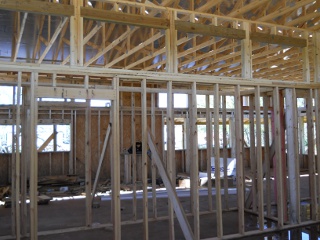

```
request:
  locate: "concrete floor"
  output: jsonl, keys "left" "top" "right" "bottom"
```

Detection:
{"left": 0, "top": 176, "right": 316, "bottom": 239}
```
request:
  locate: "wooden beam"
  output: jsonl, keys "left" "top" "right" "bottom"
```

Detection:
{"left": 228, "top": 0, "right": 269, "bottom": 18}
{"left": 250, "top": 32, "right": 307, "bottom": 48}
{"left": 166, "top": 10, "right": 178, "bottom": 73}
{"left": 84, "top": 28, "right": 136, "bottom": 67}
{"left": 37, "top": 132, "right": 55, "bottom": 152}
{"left": 257, "top": 0, "right": 316, "bottom": 22}
{"left": 195, "top": 0, "right": 224, "bottom": 12}
{"left": 105, "top": 31, "right": 164, "bottom": 68}
{"left": 175, "top": 20, "right": 245, "bottom": 39}
{"left": 91, "top": 123, "right": 111, "bottom": 202}
{"left": 36, "top": 87, "right": 116, "bottom": 100}
{"left": 147, "top": 132, "right": 194, "bottom": 240}
{"left": 242, "top": 22, "right": 252, "bottom": 79}
{"left": 12, "top": 13, "right": 28, "bottom": 62}
{"left": 70, "top": 0, "right": 83, "bottom": 66}
{"left": 37, "top": 17, "right": 68, "bottom": 64}
{"left": 81, "top": 7, "right": 169, "bottom": 29}
{"left": 0, "top": 0, "right": 73, "bottom": 16}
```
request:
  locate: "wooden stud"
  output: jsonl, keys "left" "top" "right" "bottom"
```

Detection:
{"left": 30, "top": 72, "right": 38, "bottom": 240}
{"left": 15, "top": 72, "right": 22, "bottom": 239}
{"left": 306, "top": 89, "right": 317, "bottom": 220}
{"left": 191, "top": 81, "right": 200, "bottom": 240}
{"left": 166, "top": 80, "right": 175, "bottom": 239}
{"left": 229, "top": 116, "right": 236, "bottom": 158}
{"left": 273, "top": 87, "right": 284, "bottom": 227}
{"left": 111, "top": 77, "right": 121, "bottom": 239}
{"left": 249, "top": 95, "right": 257, "bottom": 211}
{"left": 313, "top": 33, "right": 320, "bottom": 219}
{"left": 235, "top": 85, "right": 245, "bottom": 234}
{"left": 151, "top": 92, "right": 157, "bottom": 219}
{"left": 222, "top": 95, "right": 229, "bottom": 210}
{"left": 74, "top": 110, "right": 77, "bottom": 175}
{"left": 214, "top": 83, "right": 223, "bottom": 237}
{"left": 285, "top": 88, "right": 301, "bottom": 224}
{"left": 131, "top": 90, "right": 137, "bottom": 221}
{"left": 84, "top": 97, "right": 92, "bottom": 226}
{"left": 241, "top": 22, "right": 253, "bottom": 80}
{"left": 141, "top": 78, "right": 148, "bottom": 240}
{"left": 314, "top": 32, "right": 320, "bottom": 83}
{"left": 185, "top": 109, "right": 191, "bottom": 174}
{"left": 206, "top": 95, "right": 213, "bottom": 211}
{"left": 11, "top": 87, "right": 16, "bottom": 237}
{"left": 263, "top": 96, "right": 271, "bottom": 218}
{"left": 255, "top": 86, "right": 264, "bottom": 231}
{"left": 315, "top": 88, "right": 320, "bottom": 220}
{"left": 302, "top": 32, "right": 310, "bottom": 83}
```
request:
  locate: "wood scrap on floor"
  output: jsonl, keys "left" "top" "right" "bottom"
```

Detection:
{"left": 38, "top": 175, "right": 81, "bottom": 186}
{"left": 0, "top": 186, "right": 10, "bottom": 200}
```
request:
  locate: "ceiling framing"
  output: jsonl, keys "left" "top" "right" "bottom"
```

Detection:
{"left": 0, "top": 0, "right": 319, "bottom": 82}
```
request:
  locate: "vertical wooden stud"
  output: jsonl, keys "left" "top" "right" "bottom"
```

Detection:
{"left": 30, "top": 72, "right": 38, "bottom": 240}
{"left": 131, "top": 90, "right": 137, "bottom": 220}
{"left": 141, "top": 79, "right": 149, "bottom": 240}
{"left": 84, "top": 77, "right": 92, "bottom": 227}
{"left": 255, "top": 86, "right": 264, "bottom": 230}
{"left": 112, "top": 77, "right": 121, "bottom": 239}
{"left": 306, "top": 89, "right": 317, "bottom": 220}
{"left": 285, "top": 88, "right": 300, "bottom": 224}
{"left": 206, "top": 94, "right": 213, "bottom": 211}
{"left": 151, "top": 92, "right": 157, "bottom": 219}
{"left": 214, "top": 84, "right": 223, "bottom": 237}
{"left": 235, "top": 85, "right": 245, "bottom": 234}
{"left": 15, "top": 72, "right": 22, "bottom": 239}
{"left": 191, "top": 81, "right": 199, "bottom": 240}
{"left": 273, "top": 87, "right": 284, "bottom": 227}
{"left": 249, "top": 95, "right": 257, "bottom": 211}
{"left": 70, "top": 0, "right": 83, "bottom": 66}
{"left": 222, "top": 94, "right": 229, "bottom": 210}
{"left": 263, "top": 96, "right": 271, "bottom": 217}
{"left": 167, "top": 80, "right": 175, "bottom": 239}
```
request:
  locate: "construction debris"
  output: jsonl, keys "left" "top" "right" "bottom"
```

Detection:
{"left": 0, "top": 186, "right": 10, "bottom": 200}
